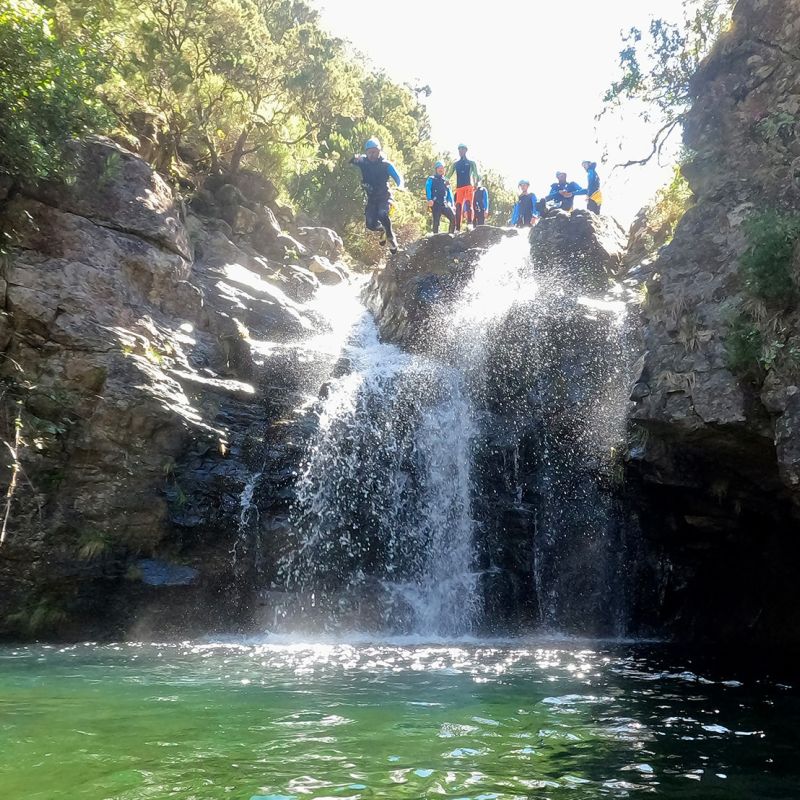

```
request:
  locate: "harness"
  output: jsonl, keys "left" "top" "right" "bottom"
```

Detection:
{"left": 358, "top": 158, "right": 392, "bottom": 199}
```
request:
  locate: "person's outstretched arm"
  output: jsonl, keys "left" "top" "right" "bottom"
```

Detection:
{"left": 471, "top": 161, "right": 480, "bottom": 185}
{"left": 387, "top": 162, "right": 404, "bottom": 189}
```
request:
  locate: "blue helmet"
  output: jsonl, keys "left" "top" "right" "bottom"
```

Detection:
{"left": 364, "top": 138, "right": 381, "bottom": 151}
{"left": 458, "top": 143, "right": 468, "bottom": 150}
{"left": 434, "top": 160, "right": 445, "bottom": 169}
{"left": 519, "top": 179, "right": 530, "bottom": 186}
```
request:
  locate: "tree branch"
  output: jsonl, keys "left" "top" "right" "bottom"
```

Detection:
{"left": 611, "top": 116, "right": 684, "bottom": 170}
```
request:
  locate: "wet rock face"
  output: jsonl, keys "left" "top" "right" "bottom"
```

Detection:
{"left": 530, "top": 210, "right": 628, "bottom": 293}
{"left": 0, "top": 138, "right": 349, "bottom": 639}
{"left": 625, "top": 0, "right": 800, "bottom": 643}
{"left": 366, "top": 222, "right": 633, "bottom": 636}
{"left": 364, "top": 226, "right": 516, "bottom": 349}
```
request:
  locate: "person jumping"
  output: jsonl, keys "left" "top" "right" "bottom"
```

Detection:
{"left": 446, "top": 144, "right": 479, "bottom": 231}
{"left": 349, "top": 137, "right": 404, "bottom": 253}
{"left": 425, "top": 161, "right": 456, "bottom": 234}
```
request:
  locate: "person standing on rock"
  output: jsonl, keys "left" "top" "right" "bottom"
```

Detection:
{"left": 473, "top": 182, "right": 490, "bottom": 226}
{"left": 537, "top": 171, "right": 584, "bottom": 217}
{"left": 510, "top": 180, "right": 538, "bottom": 227}
{"left": 350, "top": 138, "right": 404, "bottom": 253}
{"left": 575, "top": 160, "right": 602, "bottom": 214}
{"left": 446, "top": 144, "right": 480, "bottom": 231}
{"left": 425, "top": 161, "right": 456, "bottom": 234}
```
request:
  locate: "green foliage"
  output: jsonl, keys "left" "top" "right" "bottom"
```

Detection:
{"left": 739, "top": 211, "right": 800, "bottom": 305}
{"left": 645, "top": 166, "right": 693, "bottom": 245}
{"left": 2, "top": 0, "right": 500, "bottom": 256}
{"left": 725, "top": 315, "right": 763, "bottom": 377}
{"left": 77, "top": 528, "right": 112, "bottom": 560}
{"left": 480, "top": 168, "right": 516, "bottom": 226}
{"left": 601, "top": 0, "right": 733, "bottom": 165}
{"left": 0, "top": 0, "right": 111, "bottom": 183}
{"left": 6, "top": 593, "right": 69, "bottom": 634}
{"left": 756, "top": 111, "right": 797, "bottom": 145}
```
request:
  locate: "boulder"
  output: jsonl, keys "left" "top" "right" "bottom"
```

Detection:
{"left": 233, "top": 170, "right": 278, "bottom": 205}
{"left": 26, "top": 137, "right": 191, "bottom": 259}
{"left": 364, "top": 226, "right": 517, "bottom": 348}
{"left": 530, "top": 210, "right": 627, "bottom": 293}
{"left": 232, "top": 205, "right": 258, "bottom": 235}
{"left": 296, "top": 226, "right": 345, "bottom": 261}
{"left": 306, "top": 255, "right": 345, "bottom": 286}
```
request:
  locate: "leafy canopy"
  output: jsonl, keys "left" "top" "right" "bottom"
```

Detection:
{"left": 602, "top": 0, "right": 733, "bottom": 167}
{"left": 0, "top": 0, "right": 110, "bottom": 183}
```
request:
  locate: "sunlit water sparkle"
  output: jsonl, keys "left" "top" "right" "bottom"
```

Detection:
{"left": 1, "top": 640, "right": 797, "bottom": 799}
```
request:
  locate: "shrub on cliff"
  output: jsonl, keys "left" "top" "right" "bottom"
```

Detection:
{"left": 0, "top": 0, "right": 110, "bottom": 184}
{"left": 740, "top": 211, "right": 800, "bottom": 305}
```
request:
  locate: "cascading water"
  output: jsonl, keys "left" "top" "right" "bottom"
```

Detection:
{"left": 275, "top": 226, "right": 632, "bottom": 638}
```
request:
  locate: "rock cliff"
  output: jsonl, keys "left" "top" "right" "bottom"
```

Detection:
{"left": 625, "top": 0, "right": 800, "bottom": 643}
{"left": 0, "top": 137, "right": 350, "bottom": 638}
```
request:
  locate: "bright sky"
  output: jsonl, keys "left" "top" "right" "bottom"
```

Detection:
{"left": 312, "top": 0, "right": 687, "bottom": 227}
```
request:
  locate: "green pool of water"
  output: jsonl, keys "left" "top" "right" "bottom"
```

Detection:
{"left": 1, "top": 639, "right": 798, "bottom": 799}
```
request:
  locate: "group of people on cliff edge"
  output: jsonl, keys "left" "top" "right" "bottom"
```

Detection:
{"left": 511, "top": 163, "right": 602, "bottom": 227}
{"left": 349, "top": 139, "right": 602, "bottom": 253}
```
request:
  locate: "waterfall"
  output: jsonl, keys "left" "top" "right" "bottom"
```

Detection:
{"left": 275, "top": 229, "right": 632, "bottom": 638}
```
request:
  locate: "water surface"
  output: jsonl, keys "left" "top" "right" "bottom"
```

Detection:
{"left": 1, "top": 639, "right": 797, "bottom": 799}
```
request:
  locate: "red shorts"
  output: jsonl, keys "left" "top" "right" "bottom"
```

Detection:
{"left": 455, "top": 185, "right": 475, "bottom": 209}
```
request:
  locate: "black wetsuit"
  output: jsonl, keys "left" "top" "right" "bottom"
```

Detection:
{"left": 428, "top": 174, "right": 455, "bottom": 234}
{"left": 473, "top": 187, "right": 489, "bottom": 226}
{"left": 350, "top": 155, "right": 398, "bottom": 245}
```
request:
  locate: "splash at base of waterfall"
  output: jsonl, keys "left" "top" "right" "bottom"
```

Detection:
{"left": 273, "top": 229, "right": 632, "bottom": 639}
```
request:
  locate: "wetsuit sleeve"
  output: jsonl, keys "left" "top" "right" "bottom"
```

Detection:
{"left": 485, "top": 190, "right": 490, "bottom": 213}
{"left": 510, "top": 202, "right": 520, "bottom": 225}
{"left": 387, "top": 162, "right": 404, "bottom": 189}
{"left": 445, "top": 162, "right": 456, "bottom": 180}
{"left": 532, "top": 194, "right": 539, "bottom": 216}
{"left": 446, "top": 186, "right": 454, "bottom": 204}
{"left": 471, "top": 161, "right": 479, "bottom": 184}
{"left": 543, "top": 185, "right": 559, "bottom": 202}
{"left": 425, "top": 177, "right": 433, "bottom": 201}
{"left": 573, "top": 181, "right": 588, "bottom": 196}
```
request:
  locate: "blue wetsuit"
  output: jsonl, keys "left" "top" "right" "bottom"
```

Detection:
{"left": 425, "top": 174, "right": 455, "bottom": 234}
{"left": 541, "top": 180, "right": 583, "bottom": 212}
{"left": 473, "top": 187, "right": 490, "bottom": 225}
{"left": 575, "top": 164, "right": 602, "bottom": 213}
{"left": 510, "top": 193, "right": 538, "bottom": 226}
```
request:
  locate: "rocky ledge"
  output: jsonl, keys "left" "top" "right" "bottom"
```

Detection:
{"left": 0, "top": 137, "right": 350, "bottom": 639}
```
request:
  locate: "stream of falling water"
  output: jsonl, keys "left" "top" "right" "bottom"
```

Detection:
{"left": 281, "top": 234, "right": 535, "bottom": 636}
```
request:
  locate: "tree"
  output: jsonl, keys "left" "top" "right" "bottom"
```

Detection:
{"left": 601, "top": 0, "right": 733, "bottom": 168}
{"left": 0, "top": 0, "right": 110, "bottom": 184}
